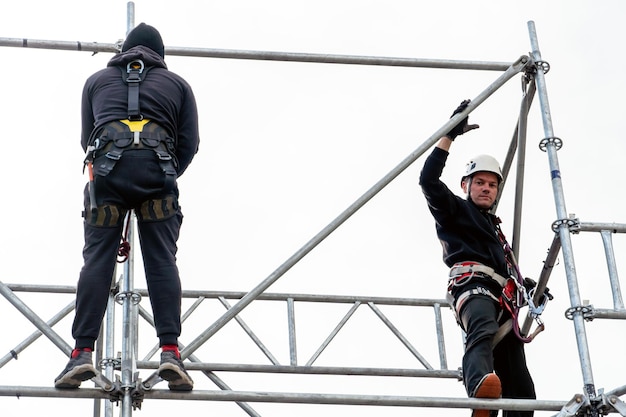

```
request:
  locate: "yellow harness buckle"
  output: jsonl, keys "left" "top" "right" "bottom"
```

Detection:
{"left": 120, "top": 119, "right": 150, "bottom": 145}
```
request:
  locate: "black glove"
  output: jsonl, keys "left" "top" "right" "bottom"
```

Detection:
{"left": 523, "top": 277, "right": 554, "bottom": 305}
{"left": 446, "top": 99, "right": 479, "bottom": 140}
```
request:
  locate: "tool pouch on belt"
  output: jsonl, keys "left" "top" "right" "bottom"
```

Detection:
{"left": 89, "top": 120, "right": 178, "bottom": 184}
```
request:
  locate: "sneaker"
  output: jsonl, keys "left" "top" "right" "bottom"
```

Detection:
{"left": 471, "top": 372, "right": 502, "bottom": 417}
{"left": 157, "top": 351, "right": 194, "bottom": 391}
{"left": 54, "top": 350, "right": 98, "bottom": 389}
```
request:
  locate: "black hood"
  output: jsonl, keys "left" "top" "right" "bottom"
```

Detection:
{"left": 108, "top": 45, "right": 167, "bottom": 70}
{"left": 122, "top": 23, "right": 165, "bottom": 58}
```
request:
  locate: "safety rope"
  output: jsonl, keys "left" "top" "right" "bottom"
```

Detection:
{"left": 493, "top": 216, "right": 547, "bottom": 343}
{"left": 117, "top": 212, "right": 132, "bottom": 263}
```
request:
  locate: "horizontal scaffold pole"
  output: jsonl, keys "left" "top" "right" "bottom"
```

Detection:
{"left": 136, "top": 361, "right": 461, "bottom": 378}
{"left": 5, "top": 283, "right": 449, "bottom": 306}
{"left": 0, "top": 37, "right": 512, "bottom": 70}
{"left": 0, "top": 385, "right": 568, "bottom": 412}
{"left": 577, "top": 222, "right": 626, "bottom": 234}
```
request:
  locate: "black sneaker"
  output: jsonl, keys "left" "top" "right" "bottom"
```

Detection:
{"left": 54, "top": 350, "right": 98, "bottom": 389}
{"left": 157, "top": 351, "right": 194, "bottom": 391}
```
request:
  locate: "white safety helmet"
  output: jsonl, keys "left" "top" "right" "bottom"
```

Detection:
{"left": 461, "top": 154, "right": 503, "bottom": 186}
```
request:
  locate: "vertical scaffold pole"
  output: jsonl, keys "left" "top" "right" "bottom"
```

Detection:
{"left": 120, "top": 7, "right": 137, "bottom": 416}
{"left": 527, "top": 21, "right": 597, "bottom": 400}
{"left": 103, "top": 275, "right": 117, "bottom": 417}
{"left": 120, "top": 213, "right": 137, "bottom": 416}
{"left": 599, "top": 230, "right": 625, "bottom": 310}
{"left": 511, "top": 80, "right": 535, "bottom": 258}
{"left": 126, "top": 2, "right": 135, "bottom": 36}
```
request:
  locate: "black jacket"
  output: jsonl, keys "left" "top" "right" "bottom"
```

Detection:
{"left": 81, "top": 46, "right": 199, "bottom": 177}
{"left": 419, "top": 147, "right": 508, "bottom": 296}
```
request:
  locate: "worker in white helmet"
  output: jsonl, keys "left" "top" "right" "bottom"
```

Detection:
{"left": 419, "top": 100, "right": 535, "bottom": 417}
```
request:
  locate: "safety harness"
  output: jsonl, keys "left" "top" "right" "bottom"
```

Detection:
{"left": 84, "top": 59, "right": 177, "bottom": 202}
{"left": 82, "top": 59, "right": 180, "bottom": 261}
{"left": 448, "top": 261, "right": 508, "bottom": 312}
{"left": 448, "top": 217, "right": 549, "bottom": 345}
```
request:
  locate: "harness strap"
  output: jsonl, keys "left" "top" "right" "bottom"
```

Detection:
{"left": 448, "top": 261, "right": 546, "bottom": 346}
{"left": 492, "top": 319, "right": 513, "bottom": 347}
{"left": 449, "top": 261, "right": 508, "bottom": 288}
{"left": 126, "top": 60, "right": 145, "bottom": 121}
{"left": 89, "top": 120, "right": 177, "bottom": 190}
{"left": 453, "top": 288, "right": 534, "bottom": 349}
{"left": 454, "top": 287, "right": 500, "bottom": 319}
{"left": 99, "top": 130, "right": 169, "bottom": 143}
{"left": 448, "top": 261, "right": 521, "bottom": 348}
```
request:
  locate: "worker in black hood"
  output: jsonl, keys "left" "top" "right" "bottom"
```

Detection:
{"left": 55, "top": 23, "right": 199, "bottom": 392}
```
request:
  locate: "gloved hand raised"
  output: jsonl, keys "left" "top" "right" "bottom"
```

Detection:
{"left": 446, "top": 99, "right": 479, "bottom": 140}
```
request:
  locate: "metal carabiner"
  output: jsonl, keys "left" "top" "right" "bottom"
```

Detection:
{"left": 126, "top": 59, "right": 145, "bottom": 74}
{"left": 526, "top": 287, "right": 549, "bottom": 318}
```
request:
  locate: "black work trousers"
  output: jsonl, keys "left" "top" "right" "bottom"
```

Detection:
{"left": 460, "top": 293, "right": 536, "bottom": 417}
{"left": 72, "top": 149, "right": 182, "bottom": 349}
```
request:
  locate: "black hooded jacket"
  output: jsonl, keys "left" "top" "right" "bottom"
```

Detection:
{"left": 419, "top": 147, "right": 508, "bottom": 296}
{"left": 81, "top": 45, "right": 199, "bottom": 177}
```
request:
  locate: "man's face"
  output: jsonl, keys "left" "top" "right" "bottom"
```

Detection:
{"left": 462, "top": 171, "right": 499, "bottom": 209}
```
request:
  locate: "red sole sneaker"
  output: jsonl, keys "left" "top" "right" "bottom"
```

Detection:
{"left": 471, "top": 373, "right": 502, "bottom": 417}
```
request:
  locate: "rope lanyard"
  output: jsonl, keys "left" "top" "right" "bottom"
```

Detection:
{"left": 117, "top": 212, "right": 132, "bottom": 263}
{"left": 493, "top": 216, "right": 547, "bottom": 343}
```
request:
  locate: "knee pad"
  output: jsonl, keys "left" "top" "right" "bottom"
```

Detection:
{"left": 136, "top": 195, "right": 179, "bottom": 223}
{"left": 84, "top": 204, "right": 128, "bottom": 227}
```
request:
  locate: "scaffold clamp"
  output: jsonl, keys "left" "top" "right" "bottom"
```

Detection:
{"left": 553, "top": 394, "right": 588, "bottom": 417}
{"left": 539, "top": 136, "right": 563, "bottom": 152}
{"left": 139, "top": 370, "right": 160, "bottom": 391}
{"left": 90, "top": 372, "right": 125, "bottom": 404}
{"left": 115, "top": 290, "right": 142, "bottom": 305}
{"left": 99, "top": 356, "right": 122, "bottom": 371}
{"left": 114, "top": 38, "right": 123, "bottom": 53}
{"left": 552, "top": 217, "right": 580, "bottom": 234}
{"left": 565, "top": 304, "right": 595, "bottom": 321}
{"left": 603, "top": 394, "right": 626, "bottom": 416}
{"left": 536, "top": 60, "right": 550, "bottom": 74}
{"left": 131, "top": 377, "right": 146, "bottom": 410}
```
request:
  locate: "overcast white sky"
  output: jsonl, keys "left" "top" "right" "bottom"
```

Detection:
{"left": 1, "top": 1, "right": 626, "bottom": 416}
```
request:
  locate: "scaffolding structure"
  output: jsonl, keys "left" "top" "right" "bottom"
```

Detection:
{"left": 1, "top": 3, "right": 625, "bottom": 416}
